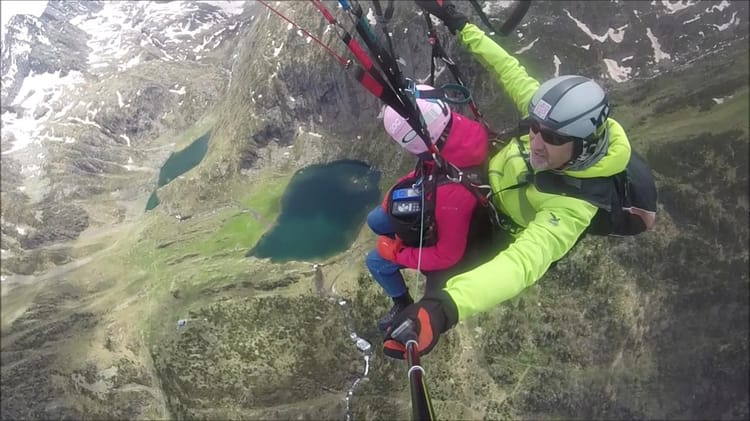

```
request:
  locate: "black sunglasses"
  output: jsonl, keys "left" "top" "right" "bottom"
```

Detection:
{"left": 529, "top": 121, "right": 578, "bottom": 146}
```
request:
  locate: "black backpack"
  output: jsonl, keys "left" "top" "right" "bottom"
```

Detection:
{"left": 533, "top": 150, "right": 657, "bottom": 236}
{"left": 586, "top": 151, "right": 657, "bottom": 236}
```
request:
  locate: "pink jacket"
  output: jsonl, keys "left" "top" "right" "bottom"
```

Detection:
{"left": 391, "top": 112, "right": 488, "bottom": 270}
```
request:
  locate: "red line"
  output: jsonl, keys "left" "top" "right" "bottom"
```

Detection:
{"left": 257, "top": 0, "right": 349, "bottom": 66}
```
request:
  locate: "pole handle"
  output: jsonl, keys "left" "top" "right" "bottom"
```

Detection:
{"left": 391, "top": 319, "right": 418, "bottom": 344}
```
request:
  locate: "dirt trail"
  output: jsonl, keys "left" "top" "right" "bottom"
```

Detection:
{"left": 1, "top": 216, "right": 137, "bottom": 288}
{"left": 2, "top": 256, "right": 95, "bottom": 287}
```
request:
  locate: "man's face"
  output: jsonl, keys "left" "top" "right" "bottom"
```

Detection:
{"left": 528, "top": 126, "right": 575, "bottom": 171}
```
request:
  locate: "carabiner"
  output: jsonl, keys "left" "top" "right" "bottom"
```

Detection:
{"left": 439, "top": 83, "right": 472, "bottom": 105}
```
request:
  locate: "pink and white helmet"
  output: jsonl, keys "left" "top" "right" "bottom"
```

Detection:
{"left": 382, "top": 85, "right": 451, "bottom": 156}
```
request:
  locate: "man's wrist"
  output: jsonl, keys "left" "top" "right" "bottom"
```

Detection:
{"left": 447, "top": 18, "right": 468, "bottom": 35}
{"left": 424, "top": 290, "right": 458, "bottom": 331}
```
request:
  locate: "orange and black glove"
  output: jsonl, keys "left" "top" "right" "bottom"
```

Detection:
{"left": 415, "top": 0, "right": 469, "bottom": 34}
{"left": 382, "top": 295, "right": 458, "bottom": 359}
{"left": 376, "top": 235, "right": 403, "bottom": 263}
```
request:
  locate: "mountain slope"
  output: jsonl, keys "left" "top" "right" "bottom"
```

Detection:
{"left": 1, "top": 0, "right": 252, "bottom": 275}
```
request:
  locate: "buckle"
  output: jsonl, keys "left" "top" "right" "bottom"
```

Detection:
{"left": 405, "top": 78, "right": 417, "bottom": 97}
{"left": 445, "top": 163, "right": 463, "bottom": 183}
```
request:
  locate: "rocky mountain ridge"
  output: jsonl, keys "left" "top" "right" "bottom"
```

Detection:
{"left": 1, "top": 0, "right": 256, "bottom": 275}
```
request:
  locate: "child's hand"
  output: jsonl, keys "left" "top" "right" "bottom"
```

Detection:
{"left": 376, "top": 235, "right": 403, "bottom": 262}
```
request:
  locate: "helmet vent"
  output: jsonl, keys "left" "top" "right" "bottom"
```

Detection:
{"left": 539, "top": 76, "right": 589, "bottom": 114}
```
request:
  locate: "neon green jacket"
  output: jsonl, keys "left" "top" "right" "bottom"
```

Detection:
{"left": 441, "top": 24, "right": 632, "bottom": 322}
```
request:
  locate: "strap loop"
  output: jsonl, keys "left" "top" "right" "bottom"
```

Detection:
{"left": 407, "top": 82, "right": 472, "bottom": 105}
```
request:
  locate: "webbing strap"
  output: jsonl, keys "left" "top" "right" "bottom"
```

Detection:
{"left": 439, "top": 163, "right": 504, "bottom": 229}
{"left": 371, "top": 0, "right": 397, "bottom": 59}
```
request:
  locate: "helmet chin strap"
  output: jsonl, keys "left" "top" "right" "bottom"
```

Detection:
{"left": 565, "top": 138, "right": 585, "bottom": 167}
{"left": 416, "top": 151, "right": 433, "bottom": 161}
{"left": 416, "top": 116, "right": 452, "bottom": 163}
{"left": 565, "top": 125, "right": 610, "bottom": 172}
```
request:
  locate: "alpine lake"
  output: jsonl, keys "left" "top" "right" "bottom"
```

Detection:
{"left": 147, "top": 134, "right": 381, "bottom": 260}
{"left": 146, "top": 131, "right": 211, "bottom": 211}
{"left": 248, "top": 159, "right": 381, "bottom": 261}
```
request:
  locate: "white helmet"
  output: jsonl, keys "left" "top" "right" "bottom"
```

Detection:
{"left": 528, "top": 75, "right": 610, "bottom": 140}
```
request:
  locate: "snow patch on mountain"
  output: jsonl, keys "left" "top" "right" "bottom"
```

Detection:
{"left": 169, "top": 85, "right": 186, "bottom": 95}
{"left": 67, "top": 116, "right": 101, "bottom": 130}
{"left": 646, "top": 27, "right": 672, "bottom": 63}
{"left": 706, "top": 0, "right": 730, "bottom": 13}
{"left": 193, "top": 26, "right": 235, "bottom": 54}
{"left": 565, "top": 10, "right": 628, "bottom": 43}
{"left": 481, "top": 1, "right": 515, "bottom": 15}
{"left": 2, "top": 70, "right": 84, "bottom": 155}
{"left": 553, "top": 55, "right": 562, "bottom": 77}
{"left": 660, "top": 0, "right": 697, "bottom": 14}
{"left": 713, "top": 12, "right": 740, "bottom": 31}
{"left": 603, "top": 59, "right": 632, "bottom": 83}
{"left": 683, "top": 14, "right": 702, "bottom": 24}
{"left": 0, "top": 1, "right": 47, "bottom": 38}
{"left": 69, "top": 1, "right": 247, "bottom": 71}
{"left": 198, "top": 0, "right": 247, "bottom": 15}
{"left": 2, "top": 0, "right": 250, "bottom": 160}
{"left": 515, "top": 37, "right": 540, "bottom": 54}
{"left": 1, "top": 16, "right": 44, "bottom": 98}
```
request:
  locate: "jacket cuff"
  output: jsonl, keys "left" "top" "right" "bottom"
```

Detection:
{"left": 426, "top": 289, "right": 459, "bottom": 332}
{"left": 449, "top": 19, "right": 469, "bottom": 35}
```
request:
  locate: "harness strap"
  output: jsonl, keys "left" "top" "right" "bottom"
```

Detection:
{"left": 441, "top": 163, "right": 505, "bottom": 230}
{"left": 372, "top": 0, "right": 397, "bottom": 59}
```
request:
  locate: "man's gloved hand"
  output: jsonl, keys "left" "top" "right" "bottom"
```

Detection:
{"left": 382, "top": 298, "right": 447, "bottom": 359}
{"left": 414, "top": 0, "right": 469, "bottom": 34}
{"left": 376, "top": 235, "right": 403, "bottom": 262}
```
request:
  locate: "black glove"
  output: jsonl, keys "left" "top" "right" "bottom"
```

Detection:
{"left": 382, "top": 295, "right": 457, "bottom": 359}
{"left": 414, "top": 0, "right": 469, "bottom": 34}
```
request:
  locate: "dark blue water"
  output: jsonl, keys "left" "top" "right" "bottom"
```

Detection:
{"left": 248, "top": 160, "right": 381, "bottom": 261}
{"left": 145, "top": 131, "right": 210, "bottom": 211}
{"left": 145, "top": 191, "right": 160, "bottom": 211}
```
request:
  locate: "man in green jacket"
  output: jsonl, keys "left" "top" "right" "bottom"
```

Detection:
{"left": 383, "top": 0, "right": 632, "bottom": 358}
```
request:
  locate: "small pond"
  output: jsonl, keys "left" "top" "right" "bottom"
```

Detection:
{"left": 248, "top": 160, "right": 381, "bottom": 261}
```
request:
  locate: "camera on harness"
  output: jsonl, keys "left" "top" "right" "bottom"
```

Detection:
{"left": 391, "top": 187, "right": 422, "bottom": 217}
